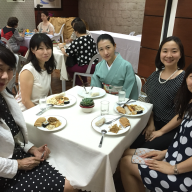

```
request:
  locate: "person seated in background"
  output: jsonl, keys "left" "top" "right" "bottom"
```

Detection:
{"left": 34, "top": 11, "right": 55, "bottom": 35}
{"left": 120, "top": 63, "right": 192, "bottom": 192}
{"left": 1, "top": 17, "right": 28, "bottom": 56}
{"left": 128, "top": 36, "right": 185, "bottom": 151}
{"left": 0, "top": 45, "right": 78, "bottom": 192}
{"left": 59, "top": 21, "right": 98, "bottom": 86}
{"left": 65, "top": 17, "right": 92, "bottom": 44}
{"left": 91, "top": 34, "right": 138, "bottom": 100}
{"left": 15, "top": 33, "right": 56, "bottom": 111}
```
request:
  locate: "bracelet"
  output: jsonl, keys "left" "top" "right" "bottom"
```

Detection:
{"left": 174, "top": 164, "right": 179, "bottom": 175}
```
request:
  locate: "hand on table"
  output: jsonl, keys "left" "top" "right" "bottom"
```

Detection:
{"left": 59, "top": 44, "right": 64, "bottom": 49}
{"left": 148, "top": 130, "right": 164, "bottom": 141}
{"left": 28, "top": 145, "right": 51, "bottom": 160}
{"left": 34, "top": 29, "right": 37, "bottom": 33}
{"left": 17, "top": 157, "right": 43, "bottom": 170}
{"left": 140, "top": 150, "right": 166, "bottom": 161}
{"left": 65, "top": 39, "right": 70, "bottom": 43}
{"left": 142, "top": 124, "right": 155, "bottom": 141}
{"left": 145, "top": 159, "right": 174, "bottom": 175}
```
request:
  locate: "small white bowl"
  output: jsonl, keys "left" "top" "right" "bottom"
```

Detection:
{"left": 80, "top": 105, "right": 94, "bottom": 113}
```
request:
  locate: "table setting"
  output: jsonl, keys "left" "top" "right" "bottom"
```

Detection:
{"left": 23, "top": 86, "right": 153, "bottom": 192}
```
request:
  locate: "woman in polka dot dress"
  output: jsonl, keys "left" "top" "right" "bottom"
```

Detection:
{"left": 0, "top": 46, "right": 78, "bottom": 192}
{"left": 120, "top": 63, "right": 192, "bottom": 192}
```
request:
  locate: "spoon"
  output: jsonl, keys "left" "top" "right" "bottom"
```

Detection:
{"left": 99, "top": 130, "right": 107, "bottom": 148}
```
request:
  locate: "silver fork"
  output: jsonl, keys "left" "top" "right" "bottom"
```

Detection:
{"left": 104, "top": 115, "right": 125, "bottom": 125}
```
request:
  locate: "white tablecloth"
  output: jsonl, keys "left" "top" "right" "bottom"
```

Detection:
{"left": 19, "top": 34, "right": 53, "bottom": 48}
{"left": 23, "top": 86, "right": 153, "bottom": 192}
{"left": 90, "top": 31, "right": 141, "bottom": 73}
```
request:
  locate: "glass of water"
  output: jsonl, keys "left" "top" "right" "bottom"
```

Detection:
{"left": 118, "top": 91, "right": 126, "bottom": 102}
{"left": 39, "top": 96, "right": 47, "bottom": 110}
{"left": 101, "top": 101, "right": 109, "bottom": 116}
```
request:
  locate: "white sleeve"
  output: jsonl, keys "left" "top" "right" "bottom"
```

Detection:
{"left": 0, "top": 157, "right": 18, "bottom": 178}
{"left": 23, "top": 141, "right": 34, "bottom": 153}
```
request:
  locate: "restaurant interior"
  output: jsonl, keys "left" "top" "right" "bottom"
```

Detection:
{"left": 0, "top": 0, "right": 192, "bottom": 192}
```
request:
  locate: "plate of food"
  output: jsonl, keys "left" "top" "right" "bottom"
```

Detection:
{"left": 114, "top": 101, "right": 147, "bottom": 117}
{"left": 78, "top": 87, "right": 106, "bottom": 99}
{"left": 46, "top": 92, "right": 76, "bottom": 108}
{"left": 91, "top": 115, "right": 131, "bottom": 135}
{"left": 34, "top": 115, "right": 66, "bottom": 132}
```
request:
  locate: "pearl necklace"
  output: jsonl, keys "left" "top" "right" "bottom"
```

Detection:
{"left": 159, "top": 69, "right": 179, "bottom": 84}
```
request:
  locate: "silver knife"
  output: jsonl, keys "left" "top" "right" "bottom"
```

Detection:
{"left": 36, "top": 104, "right": 53, "bottom": 116}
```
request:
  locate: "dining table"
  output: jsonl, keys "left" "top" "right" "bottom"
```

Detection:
{"left": 90, "top": 30, "right": 141, "bottom": 73}
{"left": 18, "top": 34, "right": 53, "bottom": 48}
{"left": 22, "top": 86, "right": 153, "bottom": 192}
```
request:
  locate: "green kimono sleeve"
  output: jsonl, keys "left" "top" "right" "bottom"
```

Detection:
{"left": 123, "top": 64, "right": 138, "bottom": 100}
{"left": 91, "top": 64, "right": 102, "bottom": 88}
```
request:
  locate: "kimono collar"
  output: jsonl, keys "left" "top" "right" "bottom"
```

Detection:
{"left": 105, "top": 52, "right": 119, "bottom": 71}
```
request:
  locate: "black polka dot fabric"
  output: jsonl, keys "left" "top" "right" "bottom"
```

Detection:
{"left": 0, "top": 94, "right": 65, "bottom": 192}
{"left": 138, "top": 104, "right": 192, "bottom": 191}
{"left": 0, "top": 93, "right": 20, "bottom": 138}
{"left": 143, "top": 71, "right": 185, "bottom": 123}
{"left": 66, "top": 35, "right": 98, "bottom": 66}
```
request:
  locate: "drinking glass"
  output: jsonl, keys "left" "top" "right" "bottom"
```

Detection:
{"left": 100, "top": 101, "right": 109, "bottom": 116}
{"left": 39, "top": 96, "right": 47, "bottom": 110}
{"left": 118, "top": 91, "right": 126, "bottom": 102}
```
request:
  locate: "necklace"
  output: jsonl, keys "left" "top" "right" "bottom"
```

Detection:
{"left": 159, "top": 69, "right": 179, "bottom": 84}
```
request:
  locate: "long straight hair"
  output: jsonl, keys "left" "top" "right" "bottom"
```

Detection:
{"left": 175, "top": 63, "right": 192, "bottom": 119}
{"left": 27, "top": 33, "right": 56, "bottom": 74}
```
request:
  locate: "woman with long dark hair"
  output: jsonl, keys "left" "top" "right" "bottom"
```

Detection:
{"left": 120, "top": 63, "right": 192, "bottom": 192}
{"left": 15, "top": 33, "right": 56, "bottom": 111}
{"left": 0, "top": 45, "right": 77, "bottom": 192}
{"left": 34, "top": 11, "right": 55, "bottom": 35}
{"left": 129, "top": 36, "right": 185, "bottom": 150}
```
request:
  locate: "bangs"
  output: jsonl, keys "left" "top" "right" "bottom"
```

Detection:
{"left": 0, "top": 45, "right": 16, "bottom": 68}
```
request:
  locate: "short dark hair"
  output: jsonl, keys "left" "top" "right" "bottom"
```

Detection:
{"left": 71, "top": 17, "right": 82, "bottom": 27}
{"left": 155, "top": 36, "right": 185, "bottom": 70}
{"left": 41, "top": 11, "right": 50, "bottom": 21}
{"left": 73, "top": 21, "right": 86, "bottom": 34}
{"left": 175, "top": 63, "right": 192, "bottom": 119}
{"left": 0, "top": 45, "right": 16, "bottom": 69}
{"left": 27, "top": 33, "right": 56, "bottom": 74}
{"left": 96, "top": 34, "right": 115, "bottom": 49}
{"left": 7, "top": 17, "right": 18, "bottom": 28}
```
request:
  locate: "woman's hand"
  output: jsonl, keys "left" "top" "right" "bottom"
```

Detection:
{"left": 28, "top": 145, "right": 51, "bottom": 160}
{"left": 149, "top": 130, "right": 164, "bottom": 141}
{"left": 65, "top": 39, "right": 70, "bottom": 43}
{"left": 34, "top": 29, "right": 37, "bottom": 33}
{"left": 59, "top": 44, "right": 64, "bottom": 49}
{"left": 140, "top": 150, "right": 166, "bottom": 161}
{"left": 17, "top": 157, "right": 43, "bottom": 171}
{"left": 142, "top": 124, "right": 155, "bottom": 141}
{"left": 145, "top": 159, "right": 174, "bottom": 175}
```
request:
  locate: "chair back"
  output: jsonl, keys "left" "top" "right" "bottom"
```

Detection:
{"left": 129, "top": 31, "right": 135, "bottom": 36}
{"left": 1, "top": 37, "right": 13, "bottom": 52}
{"left": 86, "top": 53, "right": 102, "bottom": 74}
{"left": 135, "top": 74, "right": 142, "bottom": 96}
{"left": 52, "top": 24, "right": 65, "bottom": 43}
{"left": 58, "top": 24, "right": 65, "bottom": 35}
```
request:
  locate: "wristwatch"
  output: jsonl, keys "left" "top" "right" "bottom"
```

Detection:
{"left": 174, "top": 164, "right": 179, "bottom": 175}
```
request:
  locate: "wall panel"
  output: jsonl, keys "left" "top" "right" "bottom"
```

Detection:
{"left": 176, "top": 0, "right": 192, "bottom": 18}
{"left": 138, "top": 48, "right": 157, "bottom": 78}
{"left": 141, "top": 16, "right": 163, "bottom": 50}
{"left": 145, "top": 0, "right": 166, "bottom": 16}
{"left": 173, "top": 18, "right": 192, "bottom": 57}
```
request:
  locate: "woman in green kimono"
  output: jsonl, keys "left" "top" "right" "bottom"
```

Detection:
{"left": 91, "top": 34, "right": 138, "bottom": 100}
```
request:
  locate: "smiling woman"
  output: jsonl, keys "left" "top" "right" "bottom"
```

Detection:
{"left": 91, "top": 34, "right": 138, "bottom": 100}
{"left": 15, "top": 33, "right": 56, "bottom": 111}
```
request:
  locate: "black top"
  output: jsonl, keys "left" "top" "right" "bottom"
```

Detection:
{"left": 66, "top": 35, "right": 98, "bottom": 66}
{"left": 143, "top": 70, "right": 185, "bottom": 123}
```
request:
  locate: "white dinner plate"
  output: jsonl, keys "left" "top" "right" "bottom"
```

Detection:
{"left": 78, "top": 87, "right": 106, "bottom": 99}
{"left": 114, "top": 101, "right": 148, "bottom": 117}
{"left": 46, "top": 94, "right": 76, "bottom": 108}
{"left": 36, "top": 115, "right": 66, "bottom": 132}
{"left": 91, "top": 115, "right": 131, "bottom": 135}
